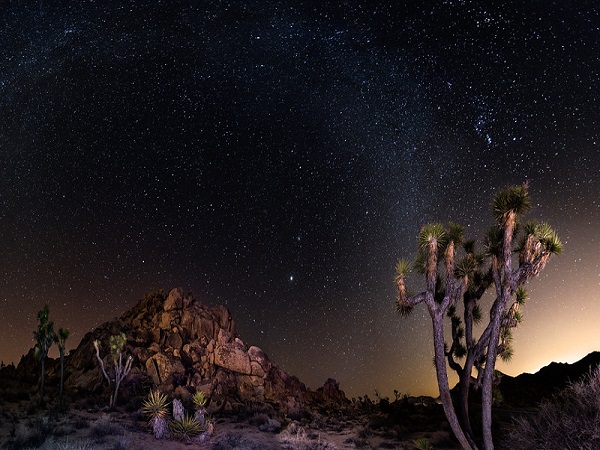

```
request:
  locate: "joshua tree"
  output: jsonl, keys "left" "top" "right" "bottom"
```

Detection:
{"left": 93, "top": 332, "right": 133, "bottom": 408}
{"left": 395, "top": 184, "right": 561, "bottom": 450}
{"left": 33, "top": 305, "right": 56, "bottom": 403}
{"left": 56, "top": 327, "right": 70, "bottom": 409}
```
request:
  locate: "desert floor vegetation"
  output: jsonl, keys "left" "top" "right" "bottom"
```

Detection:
{"left": 0, "top": 386, "right": 467, "bottom": 450}
{"left": 502, "top": 365, "right": 600, "bottom": 450}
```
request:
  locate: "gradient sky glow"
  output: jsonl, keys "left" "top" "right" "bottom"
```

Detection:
{"left": 1, "top": 1, "right": 598, "bottom": 398}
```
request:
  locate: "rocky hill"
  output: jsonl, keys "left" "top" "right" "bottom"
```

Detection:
{"left": 7, "top": 288, "right": 348, "bottom": 413}
{"left": 499, "top": 351, "right": 600, "bottom": 407}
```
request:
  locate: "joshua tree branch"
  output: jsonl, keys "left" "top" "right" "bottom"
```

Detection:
{"left": 93, "top": 340, "right": 111, "bottom": 386}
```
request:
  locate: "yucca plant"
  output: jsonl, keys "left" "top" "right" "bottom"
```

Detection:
{"left": 169, "top": 414, "right": 205, "bottom": 442}
{"left": 142, "top": 390, "right": 170, "bottom": 439}
{"left": 192, "top": 391, "right": 207, "bottom": 408}
{"left": 204, "top": 413, "right": 215, "bottom": 435}
{"left": 413, "top": 437, "right": 435, "bottom": 450}
{"left": 192, "top": 391, "right": 208, "bottom": 426}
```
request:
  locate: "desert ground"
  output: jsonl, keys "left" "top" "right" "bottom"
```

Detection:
{"left": 0, "top": 390, "right": 459, "bottom": 450}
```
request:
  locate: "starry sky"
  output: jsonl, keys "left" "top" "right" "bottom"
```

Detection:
{"left": 1, "top": 1, "right": 598, "bottom": 398}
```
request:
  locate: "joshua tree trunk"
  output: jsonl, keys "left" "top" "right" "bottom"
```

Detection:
{"left": 457, "top": 363, "right": 476, "bottom": 446}
{"left": 40, "top": 357, "right": 46, "bottom": 400}
{"left": 432, "top": 314, "right": 476, "bottom": 450}
{"left": 59, "top": 348, "right": 65, "bottom": 404}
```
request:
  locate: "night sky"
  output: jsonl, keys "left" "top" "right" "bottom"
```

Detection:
{"left": 1, "top": 1, "right": 598, "bottom": 398}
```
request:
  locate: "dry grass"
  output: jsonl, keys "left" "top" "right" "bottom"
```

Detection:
{"left": 504, "top": 365, "right": 600, "bottom": 450}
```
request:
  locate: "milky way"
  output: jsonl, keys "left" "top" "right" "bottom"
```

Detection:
{"left": 1, "top": 1, "right": 598, "bottom": 397}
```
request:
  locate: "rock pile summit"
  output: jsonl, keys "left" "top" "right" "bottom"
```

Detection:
{"left": 58, "top": 288, "right": 347, "bottom": 412}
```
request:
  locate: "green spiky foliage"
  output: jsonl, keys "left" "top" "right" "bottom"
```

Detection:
{"left": 484, "top": 225, "right": 504, "bottom": 257}
{"left": 413, "top": 437, "right": 435, "bottom": 450}
{"left": 395, "top": 259, "right": 411, "bottom": 279}
{"left": 515, "top": 287, "right": 528, "bottom": 305}
{"left": 418, "top": 222, "right": 446, "bottom": 249}
{"left": 143, "top": 390, "right": 170, "bottom": 420}
{"left": 109, "top": 333, "right": 127, "bottom": 361}
{"left": 463, "top": 239, "right": 476, "bottom": 254}
{"left": 536, "top": 222, "right": 563, "bottom": 254}
{"left": 447, "top": 222, "right": 465, "bottom": 246}
{"left": 33, "top": 305, "right": 56, "bottom": 402}
{"left": 192, "top": 391, "right": 207, "bottom": 408}
{"left": 394, "top": 184, "right": 562, "bottom": 450}
{"left": 492, "top": 184, "right": 531, "bottom": 223}
{"left": 499, "top": 327, "right": 514, "bottom": 363}
{"left": 169, "top": 414, "right": 205, "bottom": 441}
{"left": 143, "top": 390, "right": 171, "bottom": 439}
{"left": 455, "top": 254, "right": 478, "bottom": 278}
{"left": 192, "top": 391, "right": 209, "bottom": 426}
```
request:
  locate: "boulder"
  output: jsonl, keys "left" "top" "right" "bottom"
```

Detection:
{"left": 146, "top": 352, "right": 186, "bottom": 386}
{"left": 26, "top": 288, "right": 348, "bottom": 412}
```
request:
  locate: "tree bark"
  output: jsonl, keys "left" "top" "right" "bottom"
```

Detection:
{"left": 432, "top": 314, "right": 476, "bottom": 450}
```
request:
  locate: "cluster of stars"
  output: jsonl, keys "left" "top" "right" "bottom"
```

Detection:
{"left": 0, "top": 1, "right": 597, "bottom": 397}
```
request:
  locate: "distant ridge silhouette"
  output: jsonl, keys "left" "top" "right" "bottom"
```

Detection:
{"left": 498, "top": 351, "right": 600, "bottom": 407}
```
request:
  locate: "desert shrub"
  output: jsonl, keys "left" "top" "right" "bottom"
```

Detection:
{"left": 89, "top": 414, "right": 124, "bottom": 441}
{"left": 109, "top": 433, "right": 132, "bottom": 450}
{"left": 212, "top": 431, "right": 276, "bottom": 450}
{"left": 248, "top": 412, "right": 270, "bottom": 427}
{"left": 344, "top": 436, "right": 370, "bottom": 448}
{"left": 73, "top": 416, "right": 90, "bottom": 429}
{"left": 279, "top": 423, "right": 338, "bottom": 450}
{"left": 504, "top": 365, "right": 600, "bottom": 449}
{"left": 5, "top": 417, "right": 53, "bottom": 450}
{"left": 33, "top": 437, "right": 96, "bottom": 450}
{"left": 259, "top": 417, "right": 282, "bottom": 433}
{"left": 169, "top": 414, "right": 205, "bottom": 441}
{"left": 413, "top": 437, "right": 435, "bottom": 450}
{"left": 53, "top": 423, "right": 76, "bottom": 437}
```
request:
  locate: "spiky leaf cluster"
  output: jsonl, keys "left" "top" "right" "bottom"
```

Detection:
{"left": 142, "top": 390, "right": 170, "bottom": 420}
{"left": 515, "top": 287, "right": 528, "bottom": 305}
{"left": 455, "top": 254, "right": 478, "bottom": 278}
{"left": 34, "top": 305, "right": 56, "bottom": 357}
{"left": 492, "top": 184, "right": 531, "bottom": 223}
{"left": 418, "top": 223, "right": 446, "bottom": 249}
{"left": 192, "top": 391, "right": 208, "bottom": 408}
{"left": 447, "top": 222, "right": 465, "bottom": 247}
{"left": 535, "top": 222, "right": 563, "bottom": 254}
{"left": 169, "top": 415, "right": 205, "bottom": 441}
{"left": 395, "top": 259, "right": 411, "bottom": 279}
{"left": 109, "top": 333, "right": 127, "bottom": 361}
{"left": 484, "top": 225, "right": 504, "bottom": 257}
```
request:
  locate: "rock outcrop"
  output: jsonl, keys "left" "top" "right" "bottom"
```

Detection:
{"left": 59, "top": 288, "right": 334, "bottom": 412}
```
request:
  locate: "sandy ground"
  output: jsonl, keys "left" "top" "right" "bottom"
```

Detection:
{"left": 0, "top": 397, "right": 458, "bottom": 450}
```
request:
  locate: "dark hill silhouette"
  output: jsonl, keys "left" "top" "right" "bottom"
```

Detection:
{"left": 498, "top": 351, "right": 600, "bottom": 407}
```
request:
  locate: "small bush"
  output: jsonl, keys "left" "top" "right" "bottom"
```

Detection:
{"left": 279, "top": 423, "right": 338, "bottom": 450}
{"left": 89, "top": 414, "right": 124, "bottom": 441}
{"left": 169, "top": 414, "right": 205, "bottom": 441}
{"left": 504, "top": 365, "right": 600, "bottom": 449}
{"left": 212, "top": 432, "right": 275, "bottom": 450}
{"left": 414, "top": 437, "right": 435, "bottom": 450}
{"left": 248, "top": 412, "right": 270, "bottom": 427}
{"left": 37, "top": 438, "right": 95, "bottom": 450}
{"left": 6, "top": 418, "right": 52, "bottom": 450}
